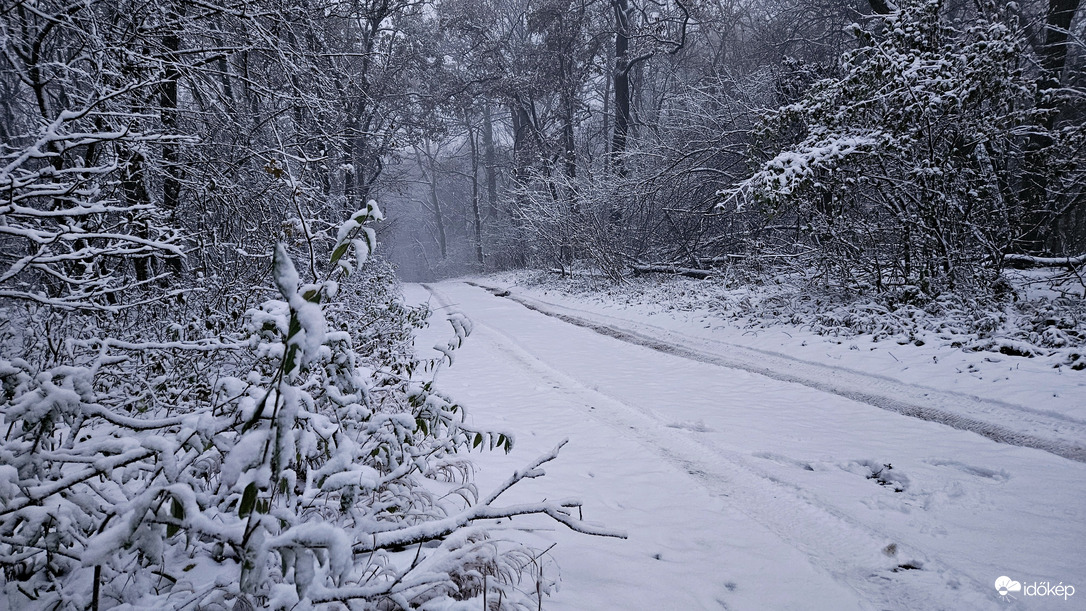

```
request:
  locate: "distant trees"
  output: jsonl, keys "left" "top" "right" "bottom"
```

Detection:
{"left": 389, "top": 0, "right": 1082, "bottom": 293}
{"left": 395, "top": 0, "right": 702, "bottom": 279}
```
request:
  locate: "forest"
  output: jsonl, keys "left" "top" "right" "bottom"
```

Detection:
{"left": 0, "top": 0, "right": 1082, "bottom": 607}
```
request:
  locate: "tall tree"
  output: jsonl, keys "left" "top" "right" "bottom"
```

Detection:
{"left": 608, "top": 0, "right": 689, "bottom": 177}
{"left": 1020, "top": 0, "right": 1083, "bottom": 252}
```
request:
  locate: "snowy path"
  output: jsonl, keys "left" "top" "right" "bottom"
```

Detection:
{"left": 404, "top": 281, "right": 1085, "bottom": 610}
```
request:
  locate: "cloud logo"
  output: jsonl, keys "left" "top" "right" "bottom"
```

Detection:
{"left": 995, "top": 576, "right": 1022, "bottom": 600}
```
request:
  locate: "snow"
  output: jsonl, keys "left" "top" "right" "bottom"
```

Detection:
{"left": 403, "top": 279, "right": 1085, "bottom": 610}
{"left": 722, "top": 134, "right": 880, "bottom": 207}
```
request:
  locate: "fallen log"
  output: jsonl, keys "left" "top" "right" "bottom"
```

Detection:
{"left": 631, "top": 264, "right": 713, "bottom": 279}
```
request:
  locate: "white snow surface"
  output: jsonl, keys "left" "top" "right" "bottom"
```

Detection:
{"left": 403, "top": 279, "right": 1085, "bottom": 611}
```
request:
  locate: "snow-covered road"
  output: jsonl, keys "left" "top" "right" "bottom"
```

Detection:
{"left": 404, "top": 281, "right": 1085, "bottom": 611}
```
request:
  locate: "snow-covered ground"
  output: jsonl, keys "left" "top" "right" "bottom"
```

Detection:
{"left": 403, "top": 279, "right": 1085, "bottom": 610}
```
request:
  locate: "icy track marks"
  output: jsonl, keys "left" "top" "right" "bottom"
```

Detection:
{"left": 422, "top": 283, "right": 996, "bottom": 610}
{"left": 466, "top": 281, "right": 1086, "bottom": 463}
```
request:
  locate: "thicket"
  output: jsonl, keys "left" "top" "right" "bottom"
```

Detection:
{"left": 727, "top": 0, "right": 1085, "bottom": 295}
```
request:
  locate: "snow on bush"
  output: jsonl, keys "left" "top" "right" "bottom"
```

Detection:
{"left": 0, "top": 204, "right": 622, "bottom": 610}
{"left": 722, "top": 0, "right": 1083, "bottom": 291}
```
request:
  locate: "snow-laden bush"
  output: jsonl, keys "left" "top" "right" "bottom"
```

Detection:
{"left": 725, "top": 0, "right": 1083, "bottom": 291}
{"left": 0, "top": 203, "right": 622, "bottom": 610}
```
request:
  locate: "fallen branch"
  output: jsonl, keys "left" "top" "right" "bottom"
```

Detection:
{"left": 631, "top": 264, "right": 713, "bottom": 279}
{"left": 1003, "top": 253, "right": 1086, "bottom": 268}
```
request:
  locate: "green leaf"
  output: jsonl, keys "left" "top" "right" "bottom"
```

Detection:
{"left": 282, "top": 347, "right": 298, "bottom": 378}
{"left": 286, "top": 314, "right": 302, "bottom": 339}
{"left": 330, "top": 242, "right": 350, "bottom": 265}
{"left": 239, "top": 482, "right": 258, "bottom": 518}
{"left": 472, "top": 433, "right": 483, "bottom": 449}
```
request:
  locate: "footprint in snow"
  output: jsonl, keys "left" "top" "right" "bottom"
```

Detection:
{"left": 752, "top": 451, "right": 816, "bottom": 471}
{"left": 924, "top": 459, "right": 1010, "bottom": 482}
{"left": 666, "top": 420, "right": 714, "bottom": 432}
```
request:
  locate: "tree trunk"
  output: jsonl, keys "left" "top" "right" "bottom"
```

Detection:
{"left": 482, "top": 101, "right": 498, "bottom": 219}
{"left": 158, "top": 1, "right": 184, "bottom": 276}
{"left": 511, "top": 100, "right": 532, "bottom": 189}
{"left": 602, "top": 44, "right": 612, "bottom": 167}
{"left": 610, "top": 0, "right": 631, "bottom": 178}
{"left": 466, "top": 110, "right": 485, "bottom": 265}
{"left": 426, "top": 147, "right": 447, "bottom": 260}
{"left": 1019, "top": 0, "right": 1081, "bottom": 253}
{"left": 561, "top": 87, "right": 578, "bottom": 211}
